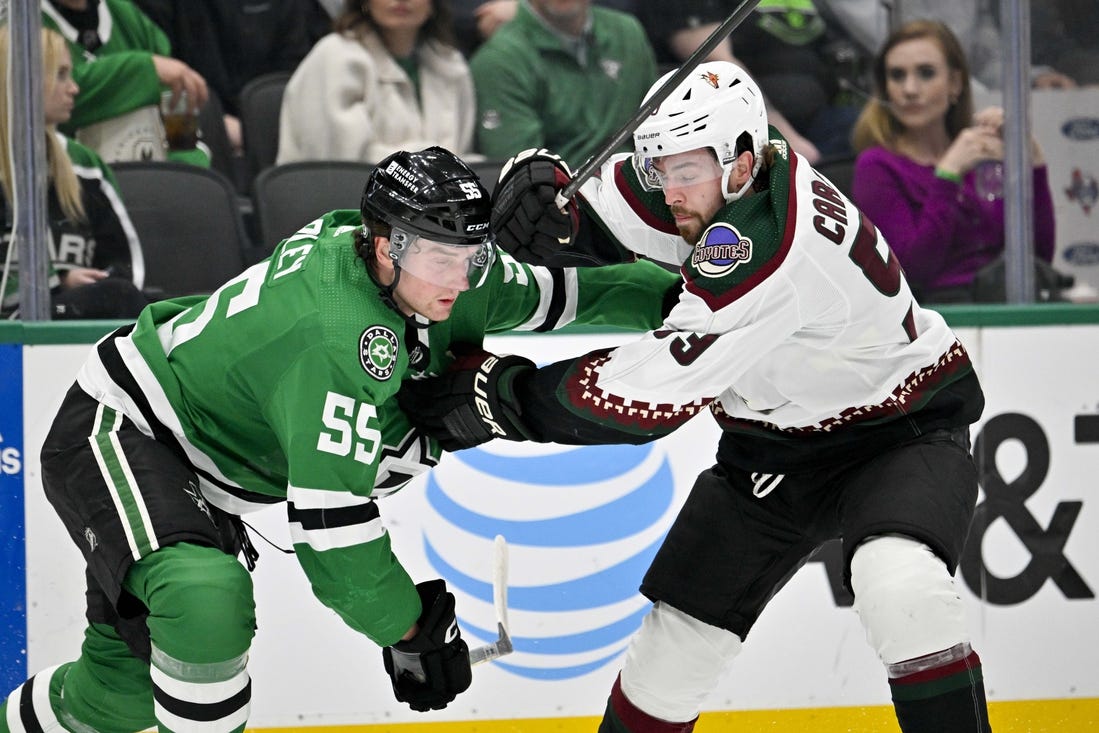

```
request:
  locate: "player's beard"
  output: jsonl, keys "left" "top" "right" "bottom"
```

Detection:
{"left": 671, "top": 207, "right": 705, "bottom": 246}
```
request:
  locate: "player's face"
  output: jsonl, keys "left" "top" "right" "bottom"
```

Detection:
{"left": 655, "top": 149, "right": 726, "bottom": 246}
{"left": 883, "top": 37, "right": 961, "bottom": 134}
{"left": 385, "top": 239, "right": 481, "bottom": 321}
{"left": 43, "top": 46, "right": 78, "bottom": 126}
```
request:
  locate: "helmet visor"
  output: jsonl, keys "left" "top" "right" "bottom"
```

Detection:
{"left": 632, "top": 147, "right": 725, "bottom": 193}
{"left": 390, "top": 226, "right": 495, "bottom": 290}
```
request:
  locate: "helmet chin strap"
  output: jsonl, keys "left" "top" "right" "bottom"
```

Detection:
{"left": 722, "top": 150, "right": 763, "bottom": 203}
{"left": 363, "top": 262, "right": 433, "bottom": 371}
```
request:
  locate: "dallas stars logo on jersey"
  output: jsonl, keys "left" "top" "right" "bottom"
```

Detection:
{"left": 360, "top": 326, "right": 400, "bottom": 380}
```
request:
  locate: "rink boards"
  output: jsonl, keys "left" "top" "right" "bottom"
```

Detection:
{"left": 1, "top": 308, "right": 1098, "bottom": 731}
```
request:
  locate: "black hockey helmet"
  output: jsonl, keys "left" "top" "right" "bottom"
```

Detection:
{"left": 360, "top": 146, "right": 493, "bottom": 246}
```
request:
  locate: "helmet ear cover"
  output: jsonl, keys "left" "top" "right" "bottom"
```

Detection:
{"left": 632, "top": 61, "right": 769, "bottom": 203}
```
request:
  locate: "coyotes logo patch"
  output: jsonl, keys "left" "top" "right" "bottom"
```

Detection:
{"left": 691, "top": 223, "right": 752, "bottom": 278}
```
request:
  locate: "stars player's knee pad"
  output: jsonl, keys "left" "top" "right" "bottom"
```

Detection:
{"left": 850, "top": 534, "right": 968, "bottom": 666}
{"left": 619, "top": 601, "right": 742, "bottom": 723}
{"left": 125, "top": 543, "right": 257, "bottom": 731}
{"left": 126, "top": 542, "right": 257, "bottom": 662}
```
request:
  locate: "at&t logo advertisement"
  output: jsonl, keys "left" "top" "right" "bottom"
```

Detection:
{"left": 0, "top": 342, "right": 26, "bottom": 689}
{"left": 421, "top": 440, "right": 682, "bottom": 680}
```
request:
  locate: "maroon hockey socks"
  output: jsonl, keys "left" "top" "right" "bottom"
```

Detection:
{"left": 597, "top": 675, "right": 698, "bottom": 733}
{"left": 888, "top": 645, "right": 992, "bottom": 732}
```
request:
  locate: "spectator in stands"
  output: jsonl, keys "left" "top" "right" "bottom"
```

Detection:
{"left": 277, "top": 0, "right": 475, "bottom": 165}
{"left": 822, "top": 0, "right": 1080, "bottom": 92}
{"left": 1031, "top": 0, "right": 1099, "bottom": 88}
{"left": 40, "top": 0, "right": 210, "bottom": 167}
{"left": 133, "top": 0, "right": 327, "bottom": 156}
{"left": 632, "top": 0, "right": 866, "bottom": 164}
{"left": 0, "top": 26, "right": 147, "bottom": 320}
{"left": 469, "top": 0, "right": 656, "bottom": 167}
{"left": 850, "top": 19, "right": 1056, "bottom": 303}
{"left": 726, "top": 0, "right": 863, "bottom": 160}
{"left": 450, "top": 0, "right": 635, "bottom": 58}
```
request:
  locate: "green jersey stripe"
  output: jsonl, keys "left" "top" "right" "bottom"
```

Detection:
{"left": 90, "top": 404, "right": 158, "bottom": 559}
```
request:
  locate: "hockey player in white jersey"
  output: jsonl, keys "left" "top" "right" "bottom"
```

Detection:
{"left": 398, "top": 62, "right": 992, "bottom": 732}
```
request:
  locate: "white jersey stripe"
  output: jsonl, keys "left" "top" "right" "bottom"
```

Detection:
{"left": 512, "top": 266, "right": 579, "bottom": 331}
{"left": 29, "top": 665, "right": 63, "bottom": 733}
{"left": 2, "top": 665, "right": 63, "bottom": 733}
{"left": 287, "top": 484, "right": 375, "bottom": 510}
{"left": 196, "top": 484, "right": 277, "bottom": 515}
{"left": 150, "top": 663, "right": 250, "bottom": 704}
{"left": 289, "top": 517, "right": 386, "bottom": 552}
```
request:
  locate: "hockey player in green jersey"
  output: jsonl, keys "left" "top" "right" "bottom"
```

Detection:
{"left": 1, "top": 146, "right": 679, "bottom": 732}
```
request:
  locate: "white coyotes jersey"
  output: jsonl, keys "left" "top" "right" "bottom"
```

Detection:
{"left": 572, "top": 142, "right": 977, "bottom": 436}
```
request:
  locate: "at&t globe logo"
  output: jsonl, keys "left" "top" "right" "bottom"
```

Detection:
{"left": 422, "top": 441, "right": 678, "bottom": 680}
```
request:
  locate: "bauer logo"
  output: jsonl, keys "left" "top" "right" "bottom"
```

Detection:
{"left": 422, "top": 441, "right": 679, "bottom": 680}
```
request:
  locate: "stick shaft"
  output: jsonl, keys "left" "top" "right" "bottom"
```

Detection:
{"left": 492, "top": 534, "right": 509, "bottom": 632}
{"left": 556, "top": 0, "right": 763, "bottom": 205}
{"left": 468, "top": 535, "right": 512, "bottom": 666}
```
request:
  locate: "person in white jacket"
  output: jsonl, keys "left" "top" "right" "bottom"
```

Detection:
{"left": 277, "top": 0, "right": 477, "bottom": 165}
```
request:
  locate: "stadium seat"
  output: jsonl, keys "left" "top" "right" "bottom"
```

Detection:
{"left": 112, "top": 162, "right": 251, "bottom": 299}
{"left": 239, "top": 71, "right": 292, "bottom": 185}
{"left": 252, "top": 160, "right": 376, "bottom": 253}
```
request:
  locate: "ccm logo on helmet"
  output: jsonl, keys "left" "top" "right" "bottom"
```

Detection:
{"left": 467, "top": 222, "right": 490, "bottom": 231}
{"left": 474, "top": 357, "right": 509, "bottom": 437}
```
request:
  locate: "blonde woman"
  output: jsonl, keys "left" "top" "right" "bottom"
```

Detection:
{"left": 850, "top": 19, "right": 1055, "bottom": 303}
{"left": 1, "top": 26, "right": 146, "bottom": 318}
{"left": 277, "top": 0, "right": 476, "bottom": 164}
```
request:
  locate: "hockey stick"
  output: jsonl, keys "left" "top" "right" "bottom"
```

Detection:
{"left": 468, "top": 534, "right": 513, "bottom": 665}
{"left": 555, "top": 0, "right": 763, "bottom": 209}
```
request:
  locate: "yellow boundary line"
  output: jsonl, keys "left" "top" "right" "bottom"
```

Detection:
{"left": 251, "top": 698, "right": 1099, "bottom": 733}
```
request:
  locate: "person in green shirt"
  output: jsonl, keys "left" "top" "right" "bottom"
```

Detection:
{"left": 0, "top": 146, "right": 679, "bottom": 732}
{"left": 470, "top": 0, "right": 657, "bottom": 168}
{"left": 41, "top": 0, "right": 211, "bottom": 166}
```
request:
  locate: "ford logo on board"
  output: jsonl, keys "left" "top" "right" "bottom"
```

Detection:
{"left": 1063, "top": 242, "right": 1099, "bottom": 266}
{"left": 1061, "top": 117, "right": 1099, "bottom": 141}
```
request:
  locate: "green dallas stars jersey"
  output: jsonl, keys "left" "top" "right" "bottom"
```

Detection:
{"left": 73, "top": 209, "right": 677, "bottom": 645}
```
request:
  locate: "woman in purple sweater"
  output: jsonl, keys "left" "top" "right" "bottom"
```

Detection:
{"left": 850, "top": 19, "right": 1055, "bottom": 303}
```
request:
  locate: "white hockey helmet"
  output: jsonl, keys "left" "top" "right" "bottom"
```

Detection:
{"left": 632, "top": 61, "right": 768, "bottom": 203}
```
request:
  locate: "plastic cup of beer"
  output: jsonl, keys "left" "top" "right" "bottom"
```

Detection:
{"left": 159, "top": 89, "right": 199, "bottom": 151}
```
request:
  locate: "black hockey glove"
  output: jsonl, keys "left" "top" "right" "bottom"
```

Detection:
{"left": 491, "top": 148, "right": 581, "bottom": 265}
{"left": 397, "top": 343, "right": 537, "bottom": 451}
{"left": 382, "top": 579, "right": 472, "bottom": 712}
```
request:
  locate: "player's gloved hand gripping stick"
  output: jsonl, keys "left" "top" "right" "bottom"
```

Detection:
{"left": 489, "top": 0, "right": 762, "bottom": 267}
{"left": 382, "top": 579, "right": 472, "bottom": 711}
{"left": 382, "top": 538, "right": 513, "bottom": 711}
